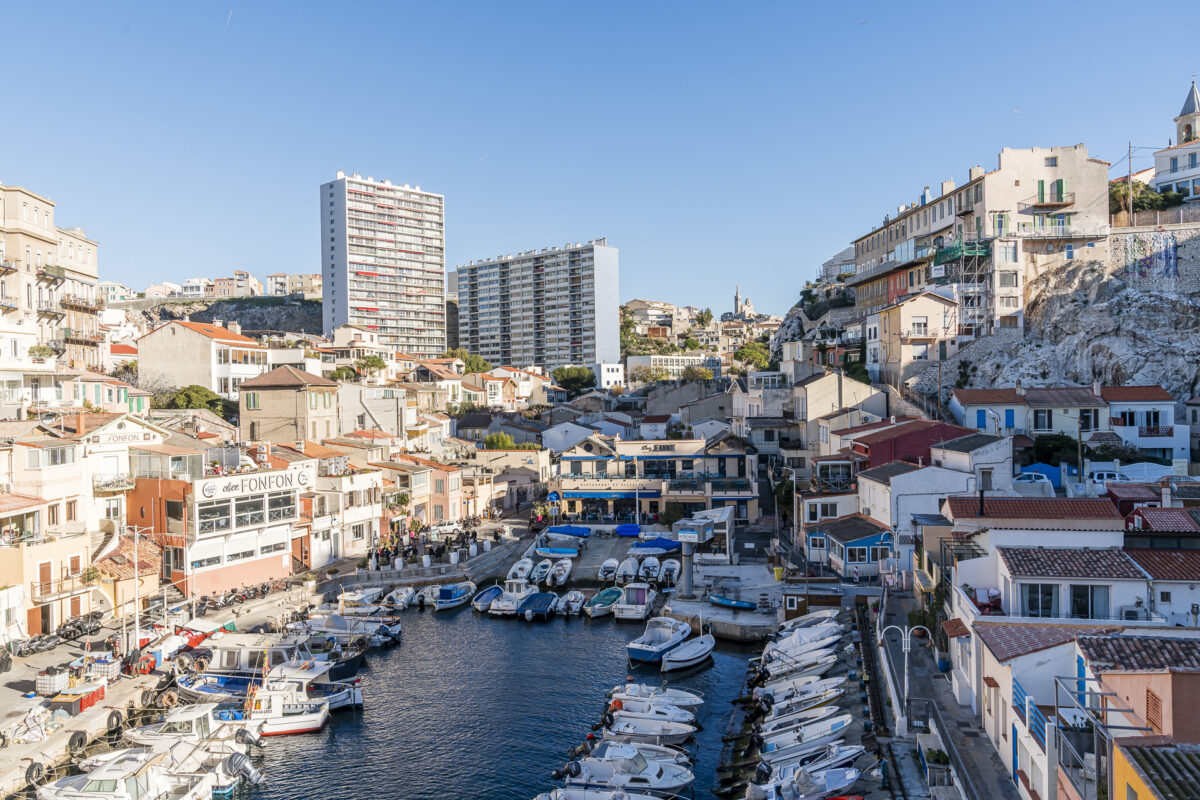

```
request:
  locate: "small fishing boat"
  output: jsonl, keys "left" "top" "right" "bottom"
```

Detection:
{"left": 661, "top": 632, "right": 715, "bottom": 672}
{"left": 774, "top": 608, "right": 842, "bottom": 635}
{"left": 569, "top": 736, "right": 692, "bottom": 766}
{"left": 549, "top": 558, "right": 573, "bottom": 587}
{"left": 630, "top": 536, "right": 682, "bottom": 556}
{"left": 754, "top": 649, "right": 839, "bottom": 685}
{"left": 765, "top": 622, "right": 844, "bottom": 654}
{"left": 638, "top": 556, "right": 661, "bottom": 582}
{"left": 531, "top": 558, "right": 553, "bottom": 584}
{"left": 584, "top": 587, "right": 623, "bottom": 618}
{"left": 340, "top": 586, "right": 385, "bottom": 606}
{"left": 756, "top": 714, "right": 855, "bottom": 759}
{"left": 521, "top": 592, "right": 558, "bottom": 622}
{"left": 38, "top": 746, "right": 221, "bottom": 800}
{"left": 708, "top": 593, "right": 757, "bottom": 611}
{"left": 558, "top": 590, "right": 586, "bottom": 615}
{"left": 751, "top": 765, "right": 861, "bottom": 800}
{"left": 434, "top": 581, "right": 476, "bottom": 612}
{"left": 754, "top": 743, "right": 866, "bottom": 782}
{"left": 597, "top": 558, "right": 620, "bottom": 582}
{"left": 489, "top": 579, "right": 536, "bottom": 616}
{"left": 175, "top": 662, "right": 363, "bottom": 710}
{"left": 77, "top": 741, "right": 263, "bottom": 798}
{"left": 508, "top": 557, "right": 534, "bottom": 581}
{"left": 244, "top": 681, "right": 331, "bottom": 736}
{"left": 124, "top": 703, "right": 264, "bottom": 749}
{"left": 602, "top": 716, "right": 695, "bottom": 746}
{"left": 383, "top": 586, "right": 414, "bottom": 609}
{"left": 560, "top": 753, "right": 694, "bottom": 793}
{"left": 533, "top": 788, "right": 661, "bottom": 800}
{"left": 627, "top": 617, "right": 691, "bottom": 662}
{"left": 659, "top": 559, "right": 680, "bottom": 586}
{"left": 546, "top": 524, "right": 591, "bottom": 539}
{"left": 755, "top": 686, "right": 848, "bottom": 734}
{"left": 613, "top": 582, "right": 657, "bottom": 621}
{"left": 609, "top": 683, "right": 704, "bottom": 711}
{"left": 614, "top": 523, "right": 641, "bottom": 537}
{"left": 749, "top": 705, "right": 839, "bottom": 740}
{"left": 535, "top": 546, "right": 580, "bottom": 559}
{"left": 755, "top": 675, "right": 847, "bottom": 706}
{"left": 606, "top": 699, "right": 695, "bottom": 726}
{"left": 471, "top": 584, "right": 503, "bottom": 612}
{"left": 413, "top": 585, "right": 441, "bottom": 609}
{"left": 615, "top": 557, "right": 640, "bottom": 585}
{"left": 288, "top": 612, "right": 399, "bottom": 647}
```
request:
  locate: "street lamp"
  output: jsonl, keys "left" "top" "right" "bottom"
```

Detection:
{"left": 879, "top": 623, "right": 931, "bottom": 726}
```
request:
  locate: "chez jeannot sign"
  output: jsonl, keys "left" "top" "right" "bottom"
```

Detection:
{"left": 198, "top": 465, "right": 314, "bottom": 500}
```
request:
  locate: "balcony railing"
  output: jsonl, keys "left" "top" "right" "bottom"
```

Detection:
{"left": 60, "top": 293, "right": 102, "bottom": 311}
{"left": 93, "top": 473, "right": 135, "bottom": 493}
{"left": 0, "top": 298, "right": 17, "bottom": 312}
{"left": 37, "top": 265, "right": 66, "bottom": 281}
{"left": 955, "top": 583, "right": 1167, "bottom": 625}
{"left": 60, "top": 328, "right": 104, "bottom": 345}
{"left": 37, "top": 302, "right": 65, "bottom": 317}
{"left": 30, "top": 574, "right": 92, "bottom": 602}
{"left": 1139, "top": 425, "right": 1174, "bottom": 438}
{"left": 0, "top": 261, "right": 15, "bottom": 274}
{"left": 1018, "top": 191, "right": 1075, "bottom": 212}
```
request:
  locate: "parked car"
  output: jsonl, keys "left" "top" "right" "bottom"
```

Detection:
{"left": 1088, "top": 470, "right": 1132, "bottom": 495}
{"left": 1013, "top": 472, "right": 1054, "bottom": 497}
{"left": 430, "top": 520, "right": 463, "bottom": 537}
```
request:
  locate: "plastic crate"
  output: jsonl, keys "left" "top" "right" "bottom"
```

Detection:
{"left": 35, "top": 670, "right": 68, "bottom": 696}
{"left": 86, "top": 659, "right": 120, "bottom": 681}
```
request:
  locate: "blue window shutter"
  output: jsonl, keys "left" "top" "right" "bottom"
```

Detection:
{"left": 1005, "top": 409, "right": 1014, "bottom": 429}
{"left": 976, "top": 409, "right": 986, "bottom": 429}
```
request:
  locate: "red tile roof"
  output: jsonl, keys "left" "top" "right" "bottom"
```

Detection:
{"left": 1125, "top": 548, "right": 1200, "bottom": 582}
{"left": 172, "top": 321, "right": 262, "bottom": 346}
{"left": 947, "top": 496, "right": 1122, "bottom": 520}
{"left": 830, "top": 417, "right": 915, "bottom": 436}
{"left": 942, "top": 618, "right": 970, "bottom": 639}
{"left": 974, "top": 623, "right": 1118, "bottom": 662}
{"left": 239, "top": 366, "right": 337, "bottom": 388}
{"left": 110, "top": 343, "right": 137, "bottom": 355}
{"left": 96, "top": 537, "right": 162, "bottom": 581}
{"left": 1132, "top": 507, "right": 1200, "bottom": 532}
{"left": 999, "top": 546, "right": 1146, "bottom": 579}
{"left": 641, "top": 415, "right": 672, "bottom": 424}
{"left": 1078, "top": 635, "right": 1200, "bottom": 673}
{"left": 1105, "top": 484, "right": 1160, "bottom": 501}
{"left": 853, "top": 419, "right": 972, "bottom": 446}
{"left": 952, "top": 388, "right": 1023, "bottom": 405}
{"left": 1100, "top": 386, "right": 1174, "bottom": 402}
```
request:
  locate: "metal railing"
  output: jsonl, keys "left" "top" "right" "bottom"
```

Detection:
{"left": 29, "top": 573, "right": 93, "bottom": 601}
{"left": 37, "top": 265, "right": 66, "bottom": 280}
{"left": 93, "top": 473, "right": 136, "bottom": 493}
{"left": 60, "top": 293, "right": 103, "bottom": 311}
{"left": 1018, "top": 191, "right": 1075, "bottom": 211}
{"left": 1139, "top": 425, "right": 1174, "bottom": 438}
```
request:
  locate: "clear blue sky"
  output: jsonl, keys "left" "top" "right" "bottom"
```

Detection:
{"left": 2, "top": 1, "right": 1194, "bottom": 316}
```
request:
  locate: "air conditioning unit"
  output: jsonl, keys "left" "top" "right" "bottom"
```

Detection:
{"left": 861, "top": 507, "right": 871, "bottom": 518}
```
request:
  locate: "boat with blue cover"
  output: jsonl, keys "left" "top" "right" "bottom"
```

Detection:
{"left": 520, "top": 592, "right": 558, "bottom": 622}
{"left": 547, "top": 524, "right": 591, "bottom": 538}
{"left": 615, "top": 524, "right": 641, "bottom": 537}
{"left": 630, "top": 536, "right": 682, "bottom": 556}
{"left": 175, "top": 661, "right": 363, "bottom": 710}
{"left": 535, "top": 546, "right": 580, "bottom": 559}
{"left": 471, "top": 584, "right": 503, "bottom": 612}
{"left": 434, "top": 581, "right": 476, "bottom": 611}
{"left": 708, "top": 593, "right": 757, "bottom": 611}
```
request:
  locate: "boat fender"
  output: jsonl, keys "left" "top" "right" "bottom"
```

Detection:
{"left": 106, "top": 711, "right": 124, "bottom": 733}
{"left": 224, "top": 753, "right": 265, "bottom": 785}
{"left": 25, "top": 762, "right": 45, "bottom": 785}
{"left": 234, "top": 728, "right": 262, "bottom": 747}
{"left": 67, "top": 731, "right": 87, "bottom": 754}
{"left": 565, "top": 761, "right": 582, "bottom": 778}
{"left": 351, "top": 637, "right": 369, "bottom": 651}
{"left": 159, "top": 689, "right": 179, "bottom": 708}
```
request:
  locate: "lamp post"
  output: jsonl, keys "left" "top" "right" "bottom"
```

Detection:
{"left": 125, "top": 524, "right": 154, "bottom": 653}
{"left": 880, "top": 623, "right": 931, "bottom": 729}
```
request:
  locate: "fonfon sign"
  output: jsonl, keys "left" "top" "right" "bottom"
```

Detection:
{"left": 198, "top": 467, "right": 312, "bottom": 499}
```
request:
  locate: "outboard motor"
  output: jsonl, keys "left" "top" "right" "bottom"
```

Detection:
{"left": 565, "top": 761, "right": 582, "bottom": 778}
{"left": 751, "top": 733, "right": 765, "bottom": 750}
{"left": 753, "top": 760, "right": 773, "bottom": 785}
{"left": 234, "top": 728, "right": 262, "bottom": 748}
{"left": 224, "top": 753, "right": 265, "bottom": 786}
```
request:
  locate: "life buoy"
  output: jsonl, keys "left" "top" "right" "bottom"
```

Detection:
{"left": 158, "top": 689, "right": 179, "bottom": 708}
{"left": 67, "top": 731, "right": 87, "bottom": 754}
{"left": 106, "top": 711, "right": 123, "bottom": 733}
{"left": 610, "top": 698, "right": 623, "bottom": 711}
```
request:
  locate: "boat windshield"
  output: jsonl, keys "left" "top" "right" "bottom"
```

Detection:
{"left": 627, "top": 754, "right": 648, "bottom": 773}
{"left": 158, "top": 719, "right": 195, "bottom": 734}
{"left": 82, "top": 780, "right": 119, "bottom": 793}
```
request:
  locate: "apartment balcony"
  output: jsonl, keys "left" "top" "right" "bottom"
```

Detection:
{"left": 899, "top": 328, "right": 936, "bottom": 341}
{"left": 60, "top": 294, "right": 103, "bottom": 312}
{"left": 1018, "top": 191, "right": 1075, "bottom": 212}
{"left": 0, "top": 298, "right": 18, "bottom": 313}
{"left": 36, "top": 265, "right": 66, "bottom": 283}
{"left": 37, "top": 302, "right": 65, "bottom": 319}
{"left": 30, "top": 574, "right": 94, "bottom": 603}
{"left": 779, "top": 437, "right": 806, "bottom": 452}
{"left": 0, "top": 261, "right": 15, "bottom": 275}
{"left": 93, "top": 473, "right": 136, "bottom": 494}
{"left": 1139, "top": 425, "right": 1174, "bottom": 438}
{"left": 60, "top": 328, "right": 103, "bottom": 346}
{"left": 954, "top": 583, "right": 1167, "bottom": 626}
{"left": 1014, "top": 225, "right": 1107, "bottom": 240}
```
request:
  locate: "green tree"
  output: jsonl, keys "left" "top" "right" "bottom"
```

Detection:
{"left": 1031, "top": 433, "right": 1080, "bottom": 467}
{"left": 483, "top": 432, "right": 516, "bottom": 450}
{"left": 329, "top": 366, "right": 357, "bottom": 381}
{"left": 441, "top": 348, "right": 492, "bottom": 373}
{"left": 552, "top": 366, "right": 596, "bottom": 394}
{"left": 683, "top": 337, "right": 700, "bottom": 350}
{"left": 695, "top": 308, "right": 713, "bottom": 327}
{"left": 1109, "top": 180, "right": 1184, "bottom": 215}
{"left": 679, "top": 365, "right": 713, "bottom": 380}
{"left": 734, "top": 341, "right": 770, "bottom": 370}
{"left": 165, "top": 384, "right": 236, "bottom": 420}
{"left": 629, "top": 365, "right": 669, "bottom": 383}
{"left": 354, "top": 354, "right": 387, "bottom": 378}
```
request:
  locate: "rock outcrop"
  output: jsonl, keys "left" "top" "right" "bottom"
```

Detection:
{"left": 116, "top": 297, "right": 323, "bottom": 336}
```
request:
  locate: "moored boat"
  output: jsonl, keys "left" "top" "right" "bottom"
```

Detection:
{"left": 534, "top": 546, "right": 579, "bottom": 560}
{"left": 549, "top": 558, "right": 573, "bottom": 587}
{"left": 659, "top": 558, "right": 680, "bottom": 586}
{"left": 558, "top": 753, "right": 694, "bottom": 794}
{"left": 626, "top": 616, "right": 691, "bottom": 662}
{"left": 661, "top": 632, "right": 715, "bottom": 672}
{"left": 608, "top": 683, "right": 704, "bottom": 711}
{"left": 521, "top": 592, "right": 558, "bottom": 622}
{"left": 471, "top": 584, "right": 504, "bottom": 612}
{"left": 597, "top": 558, "right": 620, "bottom": 582}
{"left": 708, "top": 593, "right": 757, "bottom": 610}
{"left": 613, "top": 582, "right": 657, "bottom": 621}
{"left": 490, "top": 579, "right": 536, "bottom": 616}
{"left": 614, "top": 557, "right": 639, "bottom": 585}
{"left": 584, "top": 587, "right": 622, "bottom": 618}
{"left": 434, "top": 581, "right": 476, "bottom": 611}
{"left": 531, "top": 559, "right": 553, "bottom": 584}
{"left": 383, "top": 586, "right": 414, "bottom": 609}
{"left": 508, "top": 558, "right": 534, "bottom": 581}
{"left": 558, "top": 590, "right": 586, "bottom": 615}
{"left": 601, "top": 716, "right": 695, "bottom": 746}
{"left": 637, "top": 556, "right": 661, "bottom": 582}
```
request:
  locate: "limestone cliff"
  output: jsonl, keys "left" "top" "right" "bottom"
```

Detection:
{"left": 117, "top": 297, "right": 324, "bottom": 336}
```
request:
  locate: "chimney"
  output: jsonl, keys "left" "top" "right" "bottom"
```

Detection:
{"left": 1015, "top": 379, "right": 1025, "bottom": 397}
{"left": 76, "top": 413, "right": 85, "bottom": 435}
{"left": 1092, "top": 380, "right": 1102, "bottom": 398}
{"left": 227, "top": 320, "right": 242, "bottom": 335}
{"left": 1163, "top": 484, "right": 1173, "bottom": 508}
{"left": 978, "top": 486, "right": 986, "bottom": 517}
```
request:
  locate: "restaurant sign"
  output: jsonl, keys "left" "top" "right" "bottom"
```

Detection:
{"left": 197, "top": 465, "right": 314, "bottom": 500}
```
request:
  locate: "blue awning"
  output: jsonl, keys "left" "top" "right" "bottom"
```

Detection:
{"left": 546, "top": 492, "right": 561, "bottom": 502}
{"left": 562, "top": 490, "right": 662, "bottom": 499}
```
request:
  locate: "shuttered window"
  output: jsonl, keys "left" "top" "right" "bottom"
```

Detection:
{"left": 1146, "top": 688, "right": 1162, "bottom": 732}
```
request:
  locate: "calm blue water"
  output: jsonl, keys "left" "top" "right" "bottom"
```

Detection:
{"left": 245, "top": 606, "right": 756, "bottom": 800}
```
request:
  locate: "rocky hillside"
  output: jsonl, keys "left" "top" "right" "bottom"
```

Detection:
{"left": 116, "top": 297, "right": 323, "bottom": 336}
{"left": 911, "top": 227, "right": 1200, "bottom": 404}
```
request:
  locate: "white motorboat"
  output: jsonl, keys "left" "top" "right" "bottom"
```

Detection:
{"left": 763, "top": 622, "right": 843, "bottom": 655}
{"left": 124, "top": 702, "right": 263, "bottom": 749}
{"left": 383, "top": 586, "right": 414, "bottom": 608}
{"left": 508, "top": 557, "right": 534, "bottom": 581}
{"left": 756, "top": 675, "right": 847, "bottom": 706}
{"left": 597, "top": 558, "right": 620, "bottom": 582}
{"left": 774, "top": 608, "right": 842, "bottom": 635}
{"left": 602, "top": 716, "right": 695, "bottom": 746}
{"left": 754, "top": 648, "right": 838, "bottom": 684}
{"left": 288, "top": 612, "right": 399, "bottom": 647}
{"left": 77, "top": 741, "right": 264, "bottom": 797}
{"left": 750, "top": 706, "right": 838, "bottom": 742}
{"left": 176, "top": 661, "right": 363, "bottom": 711}
{"left": 414, "top": 585, "right": 442, "bottom": 608}
{"left": 756, "top": 714, "right": 854, "bottom": 762}
{"left": 627, "top": 616, "right": 691, "bottom": 662}
{"left": 613, "top": 582, "right": 657, "bottom": 621}
{"left": 549, "top": 558, "right": 573, "bottom": 587}
{"left": 661, "top": 633, "right": 715, "bottom": 672}
{"left": 558, "top": 590, "right": 586, "bottom": 615}
{"left": 638, "top": 556, "right": 661, "bottom": 582}
{"left": 659, "top": 558, "right": 681, "bottom": 586}
{"left": 434, "top": 581, "right": 477, "bottom": 611}
{"left": 339, "top": 586, "right": 385, "bottom": 612}
{"left": 615, "top": 557, "right": 640, "bottom": 585}
{"left": 607, "top": 701, "right": 694, "bottom": 726}
{"left": 571, "top": 737, "right": 692, "bottom": 766}
{"left": 753, "top": 673, "right": 821, "bottom": 699}
{"left": 756, "top": 690, "right": 847, "bottom": 737}
{"left": 37, "top": 745, "right": 220, "bottom": 800}
{"left": 489, "top": 578, "right": 536, "bottom": 616}
{"left": 561, "top": 752, "right": 694, "bottom": 794}
{"left": 533, "top": 789, "right": 662, "bottom": 800}
{"left": 531, "top": 558, "right": 553, "bottom": 584}
{"left": 762, "top": 633, "right": 842, "bottom": 664}
{"left": 754, "top": 742, "right": 866, "bottom": 782}
{"left": 748, "top": 766, "right": 861, "bottom": 800}
{"left": 609, "top": 683, "right": 704, "bottom": 711}
{"left": 245, "top": 679, "right": 331, "bottom": 735}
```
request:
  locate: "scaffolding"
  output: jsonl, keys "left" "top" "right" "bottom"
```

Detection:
{"left": 934, "top": 233, "right": 993, "bottom": 340}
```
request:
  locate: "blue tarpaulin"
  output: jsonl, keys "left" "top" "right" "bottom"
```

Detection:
{"left": 631, "top": 536, "right": 682, "bottom": 553}
{"left": 615, "top": 524, "right": 641, "bottom": 537}
{"left": 546, "top": 492, "right": 561, "bottom": 502}
{"left": 547, "top": 525, "right": 590, "bottom": 538}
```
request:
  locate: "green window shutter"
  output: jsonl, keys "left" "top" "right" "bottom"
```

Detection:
{"left": 1037, "top": 180, "right": 1045, "bottom": 203}
{"left": 1054, "top": 179, "right": 1064, "bottom": 201}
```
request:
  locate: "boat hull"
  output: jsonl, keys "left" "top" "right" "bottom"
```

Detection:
{"left": 585, "top": 602, "right": 615, "bottom": 618}
{"left": 661, "top": 635, "right": 715, "bottom": 672}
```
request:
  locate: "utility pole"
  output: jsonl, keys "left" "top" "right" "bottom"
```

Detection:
{"left": 1076, "top": 416, "right": 1086, "bottom": 491}
{"left": 936, "top": 359, "right": 943, "bottom": 420}
{"left": 1127, "top": 141, "right": 1134, "bottom": 224}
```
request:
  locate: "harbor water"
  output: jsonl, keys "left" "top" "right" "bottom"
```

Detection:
{"left": 247, "top": 604, "right": 757, "bottom": 800}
